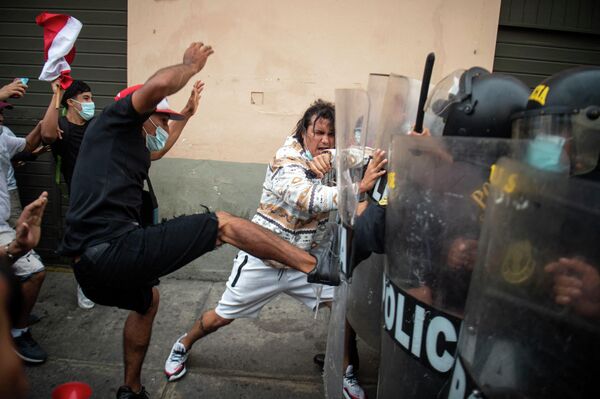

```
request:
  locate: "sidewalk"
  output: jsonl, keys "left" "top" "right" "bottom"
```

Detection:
{"left": 23, "top": 261, "right": 379, "bottom": 398}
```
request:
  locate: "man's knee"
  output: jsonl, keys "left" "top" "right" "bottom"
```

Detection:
{"left": 215, "top": 211, "right": 234, "bottom": 229}
{"left": 204, "top": 309, "right": 233, "bottom": 332}
{"left": 213, "top": 313, "right": 233, "bottom": 328}
{"left": 215, "top": 211, "right": 241, "bottom": 245}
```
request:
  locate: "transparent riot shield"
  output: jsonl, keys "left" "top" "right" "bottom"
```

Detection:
{"left": 324, "top": 279, "right": 349, "bottom": 399}
{"left": 343, "top": 74, "right": 388, "bottom": 358}
{"left": 347, "top": 74, "right": 422, "bottom": 351}
{"left": 447, "top": 158, "right": 600, "bottom": 399}
{"left": 379, "top": 135, "right": 520, "bottom": 399}
{"left": 365, "top": 73, "right": 390, "bottom": 150}
{"left": 370, "top": 74, "right": 424, "bottom": 151}
{"left": 334, "top": 88, "right": 370, "bottom": 230}
{"left": 324, "top": 88, "right": 369, "bottom": 399}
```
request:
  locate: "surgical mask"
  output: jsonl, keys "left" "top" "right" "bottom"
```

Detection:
{"left": 144, "top": 118, "right": 169, "bottom": 152}
{"left": 72, "top": 100, "right": 95, "bottom": 121}
{"left": 525, "top": 134, "right": 568, "bottom": 172}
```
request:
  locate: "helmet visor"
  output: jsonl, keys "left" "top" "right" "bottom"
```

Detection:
{"left": 512, "top": 107, "right": 600, "bottom": 175}
{"left": 424, "top": 69, "right": 466, "bottom": 136}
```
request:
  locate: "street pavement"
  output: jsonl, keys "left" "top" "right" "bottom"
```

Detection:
{"left": 22, "top": 252, "right": 379, "bottom": 398}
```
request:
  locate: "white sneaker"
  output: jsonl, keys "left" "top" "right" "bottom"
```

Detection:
{"left": 343, "top": 365, "right": 367, "bottom": 399}
{"left": 77, "top": 285, "right": 95, "bottom": 309}
{"left": 165, "top": 334, "right": 189, "bottom": 382}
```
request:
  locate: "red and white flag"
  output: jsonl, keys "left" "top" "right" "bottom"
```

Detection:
{"left": 36, "top": 12, "right": 82, "bottom": 89}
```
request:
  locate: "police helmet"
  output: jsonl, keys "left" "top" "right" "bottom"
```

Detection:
{"left": 513, "top": 66, "right": 600, "bottom": 175}
{"left": 425, "top": 67, "right": 530, "bottom": 139}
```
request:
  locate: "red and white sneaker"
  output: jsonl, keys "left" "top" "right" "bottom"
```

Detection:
{"left": 164, "top": 334, "right": 189, "bottom": 381}
{"left": 343, "top": 365, "right": 367, "bottom": 399}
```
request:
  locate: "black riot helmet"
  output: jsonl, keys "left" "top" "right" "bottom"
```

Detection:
{"left": 425, "top": 67, "right": 530, "bottom": 139}
{"left": 513, "top": 66, "right": 600, "bottom": 176}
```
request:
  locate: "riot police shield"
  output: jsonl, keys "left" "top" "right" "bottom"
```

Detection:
{"left": 325, "top": 74, "right": 403, "bottom": 397}
{"left": 343, "top": 74, "right": 389, "bottom": 357}
{"left": 379, "top": 135, "right": 520, "bottom": 398}
{"left": 371, "top": 74, "right": 424, "bottom": 150}
{"left": 334, "top": 88, "right": 369, "bottom": 230}
{"left": 365, "top": 73, "right": 390, "bottom": 150}
{"left": 347, "top": 74, "right": 423, "bottom": 350}
{"left": 324, "top": 88, "right": 369, "bottom": 399}
{"left": 447, "top": 158, "right": 600, "bottom": 399}
{"left": 324, "top": 279, "right": 349, "bottom": 399}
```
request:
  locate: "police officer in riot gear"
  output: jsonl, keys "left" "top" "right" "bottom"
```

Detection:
{"left": 353, "top": 67, "right": 531, "bottom": 263}
{"left": 513, "top": 66, "right": 600, "bottom": 181}
{"left": 375, "top": 67, "right": 530, "bottom": 399}
{"left": 448, "top": 66, "right": 600, "bottom": 399}
{"left": 515, "top": 66, "right": 600, "bottom": 318}
{"left": 509, "top": 66, "right": 600, "bottom": 322}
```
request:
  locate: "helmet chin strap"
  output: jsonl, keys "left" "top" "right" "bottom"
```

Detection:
{"left": 456, "top": 67, "right": 488, "bottom": 115}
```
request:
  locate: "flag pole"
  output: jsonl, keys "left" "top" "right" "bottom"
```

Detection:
{"left": 55, "top": 85, "right": 61, "bottom": 109}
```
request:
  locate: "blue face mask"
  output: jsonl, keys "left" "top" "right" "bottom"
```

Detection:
{"left": 525, "top": 135, "right": 568, "bottom": 172}
{"left": 305, "top": 149, "right": 314, "bottom": 161}
{"left": 145, "top": 118, "right": 169, "bottom": 152}
{"left": 72, "top": 100, "right": 95, "bottom": 121}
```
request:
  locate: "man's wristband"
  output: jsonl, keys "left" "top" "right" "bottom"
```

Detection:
{"left": 4, "top": 243, "right": 15, "bottom": 261}
{"left": 4, "top": 240, "right": 24, "bottom": 261}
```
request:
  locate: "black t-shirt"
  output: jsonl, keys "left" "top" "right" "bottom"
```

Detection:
{"left": 60, "top": 95, "right": 152, "bottom": 255}
{"left": 52, "top": 116, "right": 91, "bottom": 189}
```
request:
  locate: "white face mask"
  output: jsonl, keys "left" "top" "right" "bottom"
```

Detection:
{"left": 144, "top": 118, "right": 169, "bottom": 151}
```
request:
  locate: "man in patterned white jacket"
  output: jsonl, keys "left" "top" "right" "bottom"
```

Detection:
{"left": 164, "top": 100, "right": 386, "bottom": 397}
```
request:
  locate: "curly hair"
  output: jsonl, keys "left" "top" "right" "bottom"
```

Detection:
{"left": 292, "top": 99, "right": 335, "bottom": 147}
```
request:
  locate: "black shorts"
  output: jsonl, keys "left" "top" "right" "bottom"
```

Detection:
{"left": 73, "top": 213, "right": 219, "bottom": 314}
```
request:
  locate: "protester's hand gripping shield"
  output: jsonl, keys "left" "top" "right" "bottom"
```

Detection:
{"left": 379, "top": 134, "right": 520, "bottom": 399}
{"left": 447, "top": 158, "right": 600, "bottom": 399}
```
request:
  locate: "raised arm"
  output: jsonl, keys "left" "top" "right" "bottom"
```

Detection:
{"left": 0, "top": 80, "right": 27, "bottom": 102}
{"left": 23, "top": 122, "right": 43, "bottom": 154}
{"left": 132, "top": 42, "right": 213, "bottom": 115}
{"left": 151, "top": 80, "right": 204, "bottom": 161}
{"left": 0, "top": 191, "right": 48, "bottom": 267}
{"left": 39, "top": 81, "right": 63, "bottom": 144}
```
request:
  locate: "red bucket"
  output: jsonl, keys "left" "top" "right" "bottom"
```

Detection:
{"left": 51, "top": 382, "right": 92, "bottom": 399}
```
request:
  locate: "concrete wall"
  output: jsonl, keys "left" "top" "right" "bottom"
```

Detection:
{"left": 131, "top": 0, "right": 502, "bottom": 229}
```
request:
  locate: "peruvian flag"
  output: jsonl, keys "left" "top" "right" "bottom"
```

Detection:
{"left": 36, "top": 12, "right": 82, "bottom": 89}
